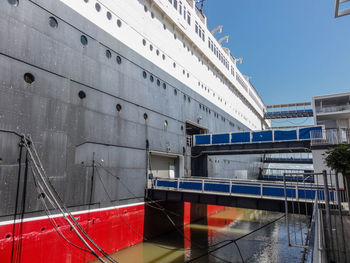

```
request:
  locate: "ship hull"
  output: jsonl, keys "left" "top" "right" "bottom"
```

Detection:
{"left": 0, "top": 0, "right": 261, "bottom": 261}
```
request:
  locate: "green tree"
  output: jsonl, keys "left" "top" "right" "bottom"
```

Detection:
{"left": 324, "top": 144, "right": 350, "bottom": 204}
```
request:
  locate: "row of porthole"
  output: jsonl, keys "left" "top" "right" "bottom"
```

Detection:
{"left": 143, "top": 39, "right": 166, "bottom": 60}
{"left": 142, "top": 70, "right": 193, "bottom": 104}
{"left": 76, "top": 89, "right": 173, "bottom": 129}
{"left": 139, "top": 1, "right": 249, "bottom": 123}
{"left": 142, "top": 71, "right": 167, "bottom": 90}
{"left": 105, "top": 49, "right": 122, "bottom": 64}
{"left": 90, "top": 1, "right": 123, "bottom": 27}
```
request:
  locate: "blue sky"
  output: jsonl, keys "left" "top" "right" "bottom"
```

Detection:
{"left": 203, "top": 0, "right": 350, "bottom": 126}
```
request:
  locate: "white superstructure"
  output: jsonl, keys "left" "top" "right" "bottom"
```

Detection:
{"left": 60, "top": 0, "right": 268, "bottom": 130}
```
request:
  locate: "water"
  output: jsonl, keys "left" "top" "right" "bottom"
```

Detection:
{"left": 91, "top": 207, "right": 309, "bottom": 263}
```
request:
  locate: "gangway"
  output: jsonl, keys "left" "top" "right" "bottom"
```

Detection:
{"left": 192, "top": 125, "right": 323, "bottom": 155}
{"left": 264, "top": 102, "right": 313, "bottom": 119}
{"left": 190, "top": 126, "right": 323, "bottom": 177}
{"left": 147, "top": 176, "right": 345, "bottom": 215}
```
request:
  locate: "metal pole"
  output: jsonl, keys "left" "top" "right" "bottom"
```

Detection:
{"left": 323, "top": 170, "right": 334, "bottom": 261}
{"left": 335, "top": 172, "right": 347, "bottom": 260}
{"left": 283, "top": 173, "right": 291, "bottom": 246}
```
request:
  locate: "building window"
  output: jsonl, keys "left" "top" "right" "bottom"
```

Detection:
{"left": 173, "top": 0, "right": 177, "bottom": 9}
{"left": 117, "top": 19, "right": 122, "bottom": 27}
{"left": 179, "top": 1, "right": 182, "bottom": 15}
{"left": 187, "top": 12, "right": 191, "bottom": 25}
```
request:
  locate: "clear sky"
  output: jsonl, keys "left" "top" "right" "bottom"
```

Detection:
{"left": 202, "top": 0, "right": 350, "bottom": 126}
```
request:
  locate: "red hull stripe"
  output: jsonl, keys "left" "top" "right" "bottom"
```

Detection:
{"left": 0, "top": 203, "right": 145, "bottom": 263}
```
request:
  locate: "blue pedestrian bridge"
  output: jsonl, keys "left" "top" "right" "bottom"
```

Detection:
{"left": 147, "top": 176, "right": 344, "bottom": 215}
{"left": 193, "top": 126, "right": 323, "bottom": 146}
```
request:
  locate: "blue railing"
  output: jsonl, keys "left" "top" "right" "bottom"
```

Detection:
{"left": 265, "top": 109, "right": 313, "bottom": 118}
{"left": 193, "top": 126, "right": 324, "bottom": 146}
{"left": 152, "top": 177, "right": 336, "bottom": 202}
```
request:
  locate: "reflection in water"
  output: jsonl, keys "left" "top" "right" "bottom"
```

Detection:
{"left": 91, "top": 207, "right": 309, "bottom": 263}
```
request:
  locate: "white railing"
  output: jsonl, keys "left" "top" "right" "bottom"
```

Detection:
{"left": 316, "top": 104, "right": 350, "bottom": 113}
{"left": 310, "top": 128, "right": 350, "bottom": 146}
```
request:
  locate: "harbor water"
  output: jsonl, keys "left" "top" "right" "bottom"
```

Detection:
{"left": 90, "top": 207, "right": 310, "bottom": 263}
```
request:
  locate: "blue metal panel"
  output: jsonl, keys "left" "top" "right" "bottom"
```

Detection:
{"left": 274, "top": 129, "right": 297, "bottom": 141}
{"left": 231, "top": 132, "right": 250, "bottom": 143}
{"left": 212, "top": 133, "right": 230, "bottom": 144}
{"left": 204, "top": 183, "right": 230, "bottom": 192}
{"left": 179, "top": 181, "right": 202, "bottom": 191}
{"left": 263, "top": 187, "right": 296, "bottom": 198}
{"left": 299, "top": 126, "right": 322, "bottom": 140}
{"left": 252, "top": 131, "right": 273, "bottom": 142}
{"left": 195, "top": 135, "right": 211, "bottom": 145}
{"left": 157, "top": 180, "right": 177, "bottom": 188}
{"left": 231, "top": 185, "right": 260, "bottom": 195}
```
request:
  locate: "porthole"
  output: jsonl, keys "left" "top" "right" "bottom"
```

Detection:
{"left": 182, "top": 70, "right": 185, "bottom": 75}
{"left": 198, "top": 82, "right": 200, "bottom": 86}
{"left": 78, "top": 90, "right": 86, "bottom": 99}
{"left": 84, "top": 0, "right": 88, "bottom": 2}
{"left": 187, "top": 73, "right": 190, "bottom": 78}
{"left": 183, "top": 43, "right": 185, "bottom": 48}
{"left": 116, "top": 104, "right": 122, "bottom": 111}
{"left": 106, "top": 11, "right": 112, "bottom": 20}
{"left": 116, "top": 55, "right": 122, "bottom": 64}
{"left": 142, "top": 39, "right": 146, "bottom": 46}
{"left": 174, "top": 34, "right": 177, "bottom": 39}
{"left": 162, "top": 54, "right": 166, "bottom": 60}
{"left": 41, "top": 227, "right": 45, "bottom": 232}
{"left": 163, "top": 24, "right": 166, "bottom": 30}
{"left": 80, "top": 35, "right": 88, "bottom": 46}
{"left": 49, "top": 17, "right": 58, "bottom": 28}
{"left": 24, "top": 73, "right": 35, "bottom": 84}
{"left": 142, "top": 71, "right": 147, "bottom": 78}
{"left": 150, "top": 45, "right": 153, "bottom": 51}
{"left": 95, "top": 3, "right": 101, "bottom": 12}
{"left": 151, "top": 12, "right": 154, "bottom": 18}
{"left": 117, "top": 19, "right": 122, "bottom": 27}
{"left": 156, "top": 50, "right": 159, "bottom": 56}
{"left": 184, "top": 95, "right": 186, "bottom": 101}
{"left": 174, "top": 89, "right": 177, "bottom": 95}
{"left": 173, "top": 62, "right": 176, "bottom": 68}
{"left": 8, "top": 0, "right": 18, "bottom": 6}
{"left": 144, "top": 5, "right": 147, "bottom": 12}
{"left": 143, "top": 113, "right": 148, "bottom": 120}
{"left": 150, "top": 75, "right": 154, "bottom": 82}
{"left": 188, "top": 97, "right": 191, "bottom": 103}
{"left": 181, "top": 125, "right": 184, "bottom": 131}
{"left": 105, "top": 50, "right": 112, "bottom": 59}
{"left": 6, "top": 234, "right": 11, "bottom": 239}
{"left": 162, "top": 83, "right": 166, "bottom": 89}
{"left": 156, "top": 79, "right": 161, "bottom": 86}
{"left": 164, "top": 120, "right": 168, "bottom": 127}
